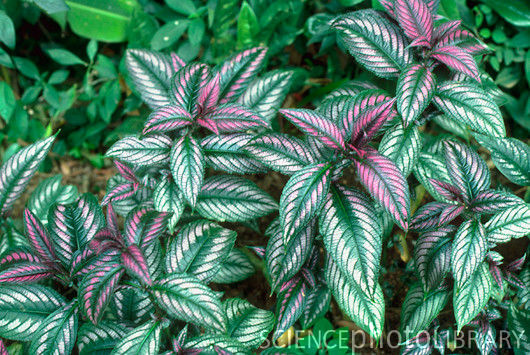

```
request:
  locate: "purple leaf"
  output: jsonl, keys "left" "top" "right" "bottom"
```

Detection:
{"left": 143, "top": 105, "right": 193, "bottom": 135}
{"left": 24, "top": 209, "right": 55, "bottom": 263}
{"left": 433, "top": 20, "right": 462, "bottom": 41}
{"left": 171, "top": 63, "right": 209, "bottom": 116}
{"left": 272, "top": 276, "right": 308, "bottom": 340}
{"left": 280, "top": 109, "right": 345, "bottom": 150}
{"left": 379, "top": 0, "right": 396, "bottom": 17}
{"left": 171, "top": 52, "right": 186, "bottom": 70}
{"left": 354, "top": 149, "right": 410, "bottom": 230}
{"left": 114, "top": 160, "right": 138, "bottom": 183}
{"left": 339, "top": 90, "right": 395, "bottom": 135}
{"left": 0, "top": 250, "right": 41, "bottom": 265}
{"left": 218, "top": 47, "right": 267, "bottom": 104}
{"left": 351, "top": 98, "right": 396, "bottom": 146}
{"left": 438, "top": 203, "right": 465, "bottom": 225}
{"left": 101, "top": 183, "right": 136, "bottom": 206}
{"left": 396, "top": 64, "right": 436, "bottom": 127}
{"left": 206, "top": 104, "right": 269, "bottom": 132}
{"left": 395, "top": 0, "right": 434, "bottom": 43}
{"left": 410, "top": 202, "right": 454, "bottom": 231}
{"left": 431, "top": 45, "right": 481, "bottom": 82}
{"left": 121, "top": 244, "right": 153, "bottom": 286}
{"left": 0, "top": 263, "right": 53, "bottom": 284}
{"left": 429, "top": 178, "right": 463, "bottom": 202}
{"left": 124, "top": 207, "right": 169, "bottom": 247}
{"left": 471, "top": 190, "right": 524, "bottom": 214}
{"left": 197, "top": 72, "right": 221, "bottom": 113}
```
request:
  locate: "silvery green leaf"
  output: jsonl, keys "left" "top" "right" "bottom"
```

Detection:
{"left": 414, "top": 227, "right": 454, "bottom": 291}
{"left": 273, "top": 277, "right": 308, "bottom": 341}
{"left": 153, "top": 178, "right": 185, "bottom": 233}
{"left": 170, "top": 135, "right": 204, "bottom": 207}
{"left": 196, "top": 175, "right": 277, "bottom": 222}
{"left": 299, "top": 282, "right": 331, "bottom": 329}
{"left": 112, "top": 320, "right": 162, "bottom": 355}
{"left": 413, "top": 152, "right": 453, "bottom": 203}
{"left": 211, "top": 248, "right": 255, "bottom": 284}
{"left": 379, "top": 123, "right": 421, "bottom": 176}
{"left": 224, "top": 298, "right": 274, "bottom": 349}
{"left": 508, "top": 304, "right": 530, "bottom": 354}
{"left": 396, "top": 64, "right": 436, "bottom": 127}
{"left": 28, "top": 175, "right": 78, "bottom": 223}
{"left": 184, "top": 334, "right": 249, "bottom": 354}
{"left": 485, "top": 204, "right": 530, "bottom": 244}
{"left": 433, "top": 114, "right": 470, "bottom": 140}
{"left": 111, "top": 288, "right": 154, "bottom": 327}
{"left": 78, "top": 321, "right": 128, "bottom": 355}
{"left": 106, "top": 135, "right": 172, "bottom": 167}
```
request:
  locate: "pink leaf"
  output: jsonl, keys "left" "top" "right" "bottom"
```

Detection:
{"left": 101, "top": 183, "right": 136, "bottom": 206}
{"left": 114, "top": 160, "right": 138, "bottom": 183}
{"left": 431, "top": 45, "right": 481, "bottom": 82}
{"left": 24, "top": 209, "right": 55, "bottom": 263}
{"left": 206, "top": 104, "right": 269, "bottom": 132}
{"left": 0, "top": 250, "right": 41, "bottom": 265}
{"left": 197, "top": 72, "right": 221, "bottom": 113}
{"left": 0, "top": 263, "right": 53, "bottom": 284}
{"left": 121, "top": 244, "right": 152, "bottom": 286}
{"left": 143, "top": 105, "right": 193, "bottom": 135}
{"left": 351, "top": 98, "right": 395, "bottom": 146}
{"left": 429, "top": 178, "right": 463, "bottom": 202}
{"left": 354, "top": 149, "right": 410, "bottom": 230}
{"left": 171, "top": 63, "right": 210, "bottom": 116}
{"left": 410, "top": 202, "right": 454, "bottom": 231}
{"left": 379, "top": 0, "right": 396, "bottom": 17}
{"left": 340, "top": 90, "right": 395, "bottom": 135}
{"left": 471, "top": 190, "right": 523, "bottom": 214}
{"left": 280, "top": 109, "right": 345, "bottom": 150}
{"left": 395, "top": 0, "right": 434, "bottom": 43}
{"left": 170, "top": 52, "right": 186, "bottom": 71}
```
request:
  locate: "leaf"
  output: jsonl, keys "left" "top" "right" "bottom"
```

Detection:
{"left": 483, "top": 0, "right": 530, "bottom": 27}
{"left": 0, "top": 11, "right": 15, "bottom": 49}
{"left": 280, "top": 162, "right": 333, "bottom": 244}
{"left": 48, "top": 194, "right": 105, "bottom": 267}
{"left": 0, "top": 262, "right": 53, "bottom": 284}
{"left": 507, "top": 305, "right": 530, "bottom": 354}
{"left": 112, "top": 320, "right": 162, "bottom": 355}
{"left": 332, "top": 10, "right": 412, "bottom": 78}
{"left": 442, "top": 140, "right": 490, "bottom": 203}
{"left": 237, "top": 1, "right": 259, "bottom": 48}
{"left": 453, "top": 263, "right": 492, "bottom": 332}
{"left": 170, "top": 135, "right": 204, "bottom": 207}
{"left": 238, "top": 70, "right": 293, "bottom": 123}
{"left": 34, "top": 0, "right": 69, "bottom": 14}
{"left": 184, "top": 334, "right": 249, "bottom": 353}
{"left": 431, "top": 45, "right": 481, "bottom": 82}
{"left": 122, "top": 244, "right": 152, "bottom": 286}
{"left": 244, "top": 133, "right": 316, "bottom": 175}
{"left": 265, "top": 219, "right": 314, "bottom": 289}
{"left": 207, "top": 104, "right": 269, "bottom": 132}
{"left": 273, "top": 277, "right": 308, "bottom": 341}
{"left": 23, "top": 209, "right": 55, "bottom": 263}
{"left": 0, "top": 284, "right": 65, "bottom": 341}
{"left": 106, "top": 135, "right": 172, "bottom": 167}
{"left": 0, "top": 81, "right": 15, "bottom": 123}
{"left": 28, "top": 175, "right": 78, "bottom": 223}
{"left": 433, "top": 81, "right": 505, "bottom": 137}
{"left": 142, "top": 105, "right": 193, "bottom": 135}
{"left": 350, "top": 98, "right": 396, "bottom": 145}
{"left": 396, "top": 64, "right": 436, "bottom": 127}
{"left": 471, "top": 189, "right": 524, "bottom": 214}
{"left": 225, "top": 298, "right": 274, "bottom": 349}
{"left": 400, "top": 283, "right": 450, "bottom": 341}
{"left": 196, "top": 175, "right": 277, "bottom": 222}
{"left": 123, "top": 208, "right": 169, "bottom": 247}
{"left": 474, "top": 134, "right": 530, "bottom": 186}
{"left": 201, "top": 134, "right": 267, "bottom": 174}
{"left": 0, "top": 136, "right": 55, "bottom": 215}
{"left": 414, "top": 227, "right": 454, "bottom": 291}
{"left": 280, "top": 109, "right": 345, "bottom": 150}
{"left": 413, "top": 152, "right": 453, "bottom": 203}
{"left": 29, "top": 301, "right": 78, "bottom": 355}
{"left": 111, "top": 288, "right": 153, "bottom": 326}
{"left": 151, "top": 273, "right": 227, "bottom": 332}
{"left": 319, "top": 185, "right": 382, "bottom": 296}
{"left": 171, "top": 63, "right": 209, "bottom": 116}
{"left": 44, "top": 48, "right": 86, "bottom": 66}
{"left": 379, "top": 123, "right": 421, "bottom": 176}
{"left": 451, "top": 219, "right": 487, "bottom": 289}
{"left": 354, "top": 150, "right": 410, "bottom": 230}
{"left": 300, "top": 283, "right": 331, "bottom": 329}
{"left": 125, "top": 49, "right": 179, "bottom": 109}
{"left": 325, "top": 256, "right": 385, "bottom": 341}
{"left": 78, "top": 321, "right": 128, "bottom": 355}
{"left": 153, "top": 179, "right": 185, "bottom": 233}
{"left": 165, "top": 220, "right": 236, "bottom": 282}
{"left": 395, "top": 0, "right": 434, "bottom": 42}
{"left": 211, "top": 248, "right": 255, "bottom": 284}
{"left": 79, "top": 261, "right": 124, "bottom": 324}
{"left": 217, "top": 47, "right": 267, "bottom": 104}
{"left": 485, "top": 204, "right": 530, "bottom": 244}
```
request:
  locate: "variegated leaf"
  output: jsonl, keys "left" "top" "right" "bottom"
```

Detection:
{"left": 153, "top": 179, "right": 185, "bottom": 233}
{"left": 414, "top": 227, "right": 454, "bottom": 290}
{"left": 413, "top": 152, "right": 453, "bottom": 203}
{"left": 273, "top": 277, "right": 308, "bottom": 341}
{"left": 79, "top": 261, "right": 124, "bottom": 324}
{"left": 433, "top": 81, "right": 505, "bottom": 137}
{"left": 319, "top": 185, "right": 382, "bottom": 296}
{"left": 0, "top": 284, "right": 65, "bottom": 341}
{"left": 400, "top": 283, "right": 450, "bottom": 341}
{"left": 217, "top": 47, "right": 267, "bottom": 104}
{"left": 123, "top": 208, "right": 169, "bottom": 248}
{"left": 442, "top": 140, "right": 490, "bottom": 203}
{"left": 29, "top": 301, "right": 78, "bottom": 355}
{"left": 142, "top": 105, "right": 193, "bottom": 135}
{"left": 150, "top": 273, "right": 227, "bottom": 332}
{"left": 198, "top": 72, "right": 221, "bottom": 113}
{"left": 170, "top": 135, "right": 204, "bottom": 207}
{"left": 165, "top": 220, "right": 236, "bottom": 282}
{"left": 507, "top": 305, "right": 530, "bottom": 354}
{"left": 451, "top": 219, "right": 487, "bottom": 289}
{"left": 184, "top": 334, "right": 249, "bottom": 353}
{"left": 453, "top": 263, "right": 492, "bottom": 332}
{"left": 300, "top": 282, "right": 331, "bottom": 329}
{"left": 379, "top": 123, "right": 421, "bottom": 176}
{"left": 238, "top": 70, "right": 293, "bottom": 123}
{"left": 170, "top": 63, "right": 209, "bottom": 116}
{"left": 471, "top": 190, "right": 523, "bottom": 214}
{"left": 106, "top": 135, "right": 172, "bottom": 167}
{"left": 78, "top": 321, "right": 128, "bottom": 355}
{"left": 27, "top": 175, "right": 78, "bottom": 223}
{"left": 431, "top": 45, "right": 481, "bottom": 82}
{"left": 111, "top": 288, "right": 154, "bottom": 326}
{"left": 0, "top": 262, "right": 53, "bottom": 284}
{"left": 211, "top": 248, "right": 255, "bottom": 284}
{"left": 196, "top": 175, "right": 277, "bottom": 222}
{"left": 265, "top": 218, "right": 314, "bottom": 290}
{"left": 125, "top": 49, "right": 178, "bottom": 108}
{"left": 354, "top": 150, "right": 410, "bottom": 230}
{"left": 396, "top": 64, "right": 436, "bottom": 127}
{"left": 112, "top": 320, "right": 162, "bottom": 355}
{"left": 485, "top": 204, "right": 530, "bottom": 244}
{"left": 325, "top": 256, "right": 385, "bottom": 341}
{"left": 122, "top": 244, "right": 153, "bottom": 286}
{"left": 0, "top": 135, "right": 55, "bottom": 215}
{"left": 280, "top": 162, "right": 333, "bottom": 244}
{"left": 207, "top": 104, "right": 269, "bottom": 132}
{"left": 351, "top": 98, "right": 396, "bottom": 145}
{"left": 201, "top": 134, "right": 267, "bottom": 174}
{"left": 23, "top": 208, "right": 54, "bottom": 263}
{"left": 332, "top": 10, "right": 412, "bottom": 78}
{"left": 474, "top": 134, "right": 530, "bottom": 186}
{"left": 224, "top": 298, "right": 275, "bottom": 349}
{"left": 244, "top": 133, "right": 316, "bottom": 175}
{"left": 395, "top": 0, "right": 434, "bottom": 43}
{"left": 279, "top": 109, "right": 345, "bottom": 150}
